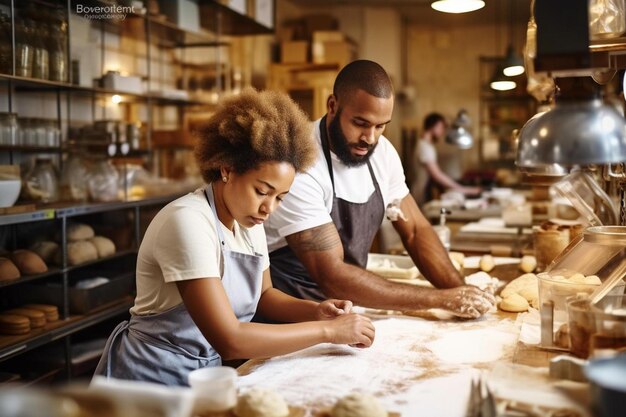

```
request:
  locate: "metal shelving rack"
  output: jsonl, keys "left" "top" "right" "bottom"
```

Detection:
{"left": 0, "top": 0, "right": 275, "bottom": 383}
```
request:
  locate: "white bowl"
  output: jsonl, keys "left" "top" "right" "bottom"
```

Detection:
{"left": 188, "top": 366, "right": 237, "bottom": 413}
{"left": 0, "top": 180, "right": 21, "bottom": 208}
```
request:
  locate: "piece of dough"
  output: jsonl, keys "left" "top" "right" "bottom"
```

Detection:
{"left": 584, "top": 275, "right": 601, "bottom": 285}
{"left": 479, "top": 255, "right": 495, "bottom": 272}
{"left": 68, "top": 223, "right": 95, "bottom": 242}
{"left": 499, "top": 293, "right": 530, "bottom": 312}
{"left": 500, "top": 273, "right": 538, "bottom": 299}
{"left": 449, "top": 252, "right": 465, "bottom": 266}
{"left": 451, "top": 259, "right": 462, "bottom": 272}
{"left": 10, "top": 250, "right": 48, "bottom": 275}
{"left": 59, "top": 241, "right": 98, "bottom": 266}
{"left": 331, "top": 393, "right": 387, "bottom": 417}
{"left": 518, "top": 286, "right": 539, "bottom": 308}
{"left": 465, "top": 271, "right": 499, "bottom": 292}
{"left": 568, "top": 273, "right": 586, "bottom": 284}
{"left": 29, "top": 241, "right": 59, "bottom": 264}
{"left": 519, "top": 255, "right": 537, "bottom": 273}
{"left": 234, "top": 388, "right": 289, "bottom": 417}
{"left": 89, "top": 236, "right": 116, "bottom": 258}
{"left": 0, "top": 257, "right": 20, "bottom": 281}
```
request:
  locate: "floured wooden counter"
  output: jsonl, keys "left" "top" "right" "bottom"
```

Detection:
{"left": 237, "top": 309, "right": 591, "bottom": 417}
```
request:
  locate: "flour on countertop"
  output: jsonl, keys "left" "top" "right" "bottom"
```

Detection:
{"left": 237, "top": 315, "right": 519, "bottom": 415}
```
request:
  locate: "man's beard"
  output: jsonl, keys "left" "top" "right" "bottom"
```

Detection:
{"left": 328, "top": 110, "right": 377, "bottom": 167}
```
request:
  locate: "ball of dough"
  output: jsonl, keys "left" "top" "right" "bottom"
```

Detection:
{"left": 499, "top": 293, "right": 530, "bottom": 313}
{"left": 519, "top": 255, "right": 537, "bottom": 273}
{"left": 331, "top": 393, "right": 387, "bottom": 417}
{"left": 30, "top": 241, "right": 59, "bottom": 264}
{"left": 0, "top": 257, "right": 20, "bottom": 281}
{"left": 517, "top": 286, "right": 539, "bottom": 308}
{"left": 500, "top": 273, "right": 537, "bottom": 299}
{"left": 10, "top": 250, "right": 48, "bottom": 274}
{"left": 234, "top": 388, "right": 289, "bottom": 417}
{"left": 56, "top": 241, "right": 98, "bottom": 266}
{"left": 449, "top": 252, "right": 465, "bottom": 266}
{"left": 568, "top": 273, "right": 586, "bottom": 284}
{"left": 89, "top": 236, "right": 116, "bottom": 258}
{"left": 479, "top": 255, "right": 495, "bottom": 272}
{"left": 68, "top": 223, "right": 95, "bottom": 242}
{"left": 584, "top": 275, "right": 601, "bottom": 285}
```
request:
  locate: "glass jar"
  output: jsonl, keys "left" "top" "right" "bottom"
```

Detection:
{"left": 24, "top": 157, "right": 59, "bottom": 203}
{"left": 0, "top": 113, "right": 18, "bottom": 146}
{"left": 60, "top": 155, "right": 87, "bottom": 202}
{"left": 589, "top": 0, "right": 626, "bottom": 40}
{"left": 31, "top": 24, "right": 49, "bottom": 80}
{"left": 0, "top": 12, "right": 12, "bottom": 74}
{"left": 15, "top": 18, "right": 34, "bottom": 78}
{"left": 47, "top": 24, "right": 67, "bottom": 82}
{"left": 19, "top": 118, "right": 36, "bottom": 146}
{"left": 87, "top": 159, "right": 119, "bottom": 202}
{"left": 33, "top": 119, "right": 47, "bottom": 147}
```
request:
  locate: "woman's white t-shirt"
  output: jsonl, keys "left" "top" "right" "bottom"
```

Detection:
{"left": 131, "top": 188, "right": 270, "bottom": 315}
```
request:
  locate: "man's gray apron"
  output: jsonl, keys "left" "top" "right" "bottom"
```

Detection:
{"left": 270, "top": 115, "right": 385, "bottom": 301}
{"left": 94, "top": 185, "right": 264, "bottom": 386}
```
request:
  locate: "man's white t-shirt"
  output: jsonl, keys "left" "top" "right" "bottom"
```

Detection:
{"left": 410, "top": 139, "right": 437, "bottom": 206}
{"left": 131, "top": 188, "right": 270, "bottom": 315}
{"left": 265, "top": 118, "right": 410, "bottom": 252}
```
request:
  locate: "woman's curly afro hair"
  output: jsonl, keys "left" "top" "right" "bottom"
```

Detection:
{"left": 195, "top": 88, "right": 316, "bottom": 183}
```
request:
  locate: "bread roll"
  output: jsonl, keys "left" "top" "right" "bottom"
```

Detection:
{"left": 88, "top": 236, "right": 116, "bottom": 258}
{"left": 23, "top": 304, "right": 59, "bottom": 322}
{"left": 10, "top": 250, "right": 48, "bottom": 275}
{"left": 5, "top": 308, "right": 46, "bottom": 328}
{"left": 0, "top": 257, "right": 20, "bottom": 281}
{"left": 0, "top": 313, "right": 30, "bottom": 335}
{"left": 68, "top": 223, "right": 95, "bottom": 242}
{"left": 29, "top": 241, "right": 59, "bottom": 264}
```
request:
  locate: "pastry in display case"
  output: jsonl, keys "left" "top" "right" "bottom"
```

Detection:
{"left": 539, "top": 226, "right": 626, "bottom": 352}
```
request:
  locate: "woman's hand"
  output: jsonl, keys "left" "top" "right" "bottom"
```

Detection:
{"left": 324, "top": 313, "right": 375, "bottom": 348}
{"left": 316, "top": 299, "right": 353, "bottom": 320}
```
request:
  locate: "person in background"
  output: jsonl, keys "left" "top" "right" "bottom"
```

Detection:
{"left": 264, "top": 60, "right": 495, "bottom": 320}
{"left": 411, "top": 112, "right": 481, "bottom": 207}
{"left": 94, "top": 89, "right": 375, "bottom": 386}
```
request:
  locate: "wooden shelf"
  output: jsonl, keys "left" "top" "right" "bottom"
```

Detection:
{"left": 0, "top": 267, "right": 62, "bottom": 289}
{"left": 199, "top": 0, "right": 273, "bottom": 36}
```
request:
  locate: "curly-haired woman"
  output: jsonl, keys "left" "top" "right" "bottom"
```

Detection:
{"left": 94, "top": 89, "right": 375, "bottom": 386}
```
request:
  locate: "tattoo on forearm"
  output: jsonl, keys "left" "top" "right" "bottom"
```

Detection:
{"left": 287, "top": 223, "right": 341, "bottom": 252}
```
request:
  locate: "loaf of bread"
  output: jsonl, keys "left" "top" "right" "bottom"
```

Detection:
{"left": 0, "top": 313, "right": 31, "bottom": 335}
{"left": 5, "top": 308, "right": 46, "bottom": 328}
{"left": 29, "top": 241, "right": 59, "bottom": 264}
{"left": 65, "top": 241, "right": 98, "bottom": 266}
{"left": 89, "top": 236, "right": 116, "bottom": 258}
{"left": 23, "top": 304, "right": 59, "bottom": 322}
{"left": 0, "top": 257, "right": 20, "bottom": 281}
{"left": 10, "top": 250, "right": 48, "bottom": 275}
{"left": 68, "top": 223, "right": 95, "bottom": 242}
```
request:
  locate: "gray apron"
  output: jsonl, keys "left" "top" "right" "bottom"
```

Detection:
{"left": 270, "top": 115, "right": 385, "bottom": 301}
{"left": 94, "top": 185, "right": 264, "bottom": 386}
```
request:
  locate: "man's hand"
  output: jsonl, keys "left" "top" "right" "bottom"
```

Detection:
{"left": 316, "top": 299, "right": 353, "bottom": 320}
{"left": 436, "top": 286, "right": 496, "bottom": 319}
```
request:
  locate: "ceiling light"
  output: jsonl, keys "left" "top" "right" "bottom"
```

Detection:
{"left": 446, "top": 110, "right": 474, "bottom": 149}
{"left": 431, "top": 0, "right": 485, "bottom": 14}
{"left": 503, "top": 45, "right": 525, "bottom": 76}
{"left": 490, "top": 66, "right": 517, "bottom": 91}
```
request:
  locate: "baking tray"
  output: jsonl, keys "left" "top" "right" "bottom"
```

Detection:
{"left": 18, "top": 257, "right": 136, "bottom": 314}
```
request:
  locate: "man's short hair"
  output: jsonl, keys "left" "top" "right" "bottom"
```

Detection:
{"left": 333, "top": 60, "right": 393, "bottom": 101}
{"left": 423, "top": 112, "right": 446, "bottom": 132}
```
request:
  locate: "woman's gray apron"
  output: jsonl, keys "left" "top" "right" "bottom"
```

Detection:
{"left": 270, "top": 115, "right": 385, "bottom": 301}
{"left": 94, "top": 185, "right": 264, "bottom": 386}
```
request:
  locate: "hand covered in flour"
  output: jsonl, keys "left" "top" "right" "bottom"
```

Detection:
{"left": 437, "top": 286, "right": 496, "bottom": 319}
{"left": 325, "top": 313, "right": 375, "bottom": 348}
{"left": 317, "top": 299, "right": 353, "bottom": 320}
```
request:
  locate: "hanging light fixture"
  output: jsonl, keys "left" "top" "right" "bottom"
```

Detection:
{"left": 503, "top": 0, "right": 525, "bottom": 77}
{"left": 446, "top": 110, "right": 474, "bottom": 149}
{"left": 431, "top": 0, "right": 485, "bottom": 14}
{"left": 490, "top": 66, "right": 517, "bottom": 91}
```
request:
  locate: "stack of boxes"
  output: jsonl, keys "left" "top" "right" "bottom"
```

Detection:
{"left": 278, "top": 14, "right": 357, "bottom": 68}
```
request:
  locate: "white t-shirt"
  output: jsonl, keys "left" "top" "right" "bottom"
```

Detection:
{"left": 410, "top": 139, "right": 437, "bottom": 206}
{"left": 131, "top": 188, "right": 270, "bottom": 315}
{"left": 265, "top": 118, "right": 410, "bottom": 252}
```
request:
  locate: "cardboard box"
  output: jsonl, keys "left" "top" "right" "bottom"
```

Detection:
{"left": 281, "top": 41, "right": 309, "bottom": 64}
{"left": 158, "top": 0, "right": 200, "bottom": 33}
{"left": 312, "top": 30, "right": 344, "bottom": 44}
{"left": 312, "top": 41, "right": 356, "bottom": 67}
